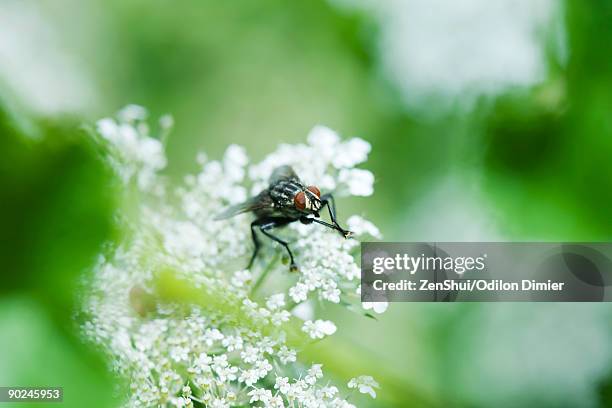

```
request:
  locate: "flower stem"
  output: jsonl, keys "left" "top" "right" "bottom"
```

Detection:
{"left": 250, "top": 254, "right": 279, "bottom": 296}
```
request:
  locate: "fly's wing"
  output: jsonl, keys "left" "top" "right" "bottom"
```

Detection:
{"left": 215, "top": 166, "right": 296, "bottom": 220}
{"left": 269, "top": 165, "right": 299, "bottom": 185}
{"left": 213, "top": 191, "right": 273, "bottom": 220}
{"left": 213, "top": 200, "right": 254, "bottom": 220}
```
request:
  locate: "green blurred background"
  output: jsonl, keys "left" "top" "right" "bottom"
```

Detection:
{"left": 1, "top": 0, "right": 611, "bottom": 407}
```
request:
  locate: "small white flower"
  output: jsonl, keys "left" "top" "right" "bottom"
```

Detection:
{"left": 214, "top": 364, "right": 238, "bottom": 382}
{"left": 209, "top": 398, "right": 229, "bottom": 408}
{"left": 212, "top": 354, "right": 229, "bottom": 368}
{"left": 204, "top": 329, "right": 224, "bottom": 346}
{"left": 170, "top": 396, "right": 189, "bottom": 407}
{"left": 170, "top": 346, "right": 189, "bottom": 362}
{"left": 231, "top": 270, "right": 252, "bottom": 288}
{"left": 274, "top": 376, "right": 291, "bottom": 394}
{"left": 164, "top": 221, "right": 206, "bottom": 258}
{"left": 242, "top": 299, "right": 258, "bottom": 313}
{"left": 223, "top": 144, "right": 248, "bottom": 182}
{"left": 333, "top": 138, "right": 371, "bottom": 168}
{"left": 278, "top": 346, "right": 297, "bottom": 364}
{"left": 224, "top": 144, "right": 248, "bottom": 167}
{"left": 254, "top": 358, "right": 272, "bottom": 377}
{"left": 195, "top": 352, "right": 211, "bottom": 367}
{"left": 248, "top": 388, "right": 272, "bottom": 404}
{"left": 305, "top": 363, "right": 324, "bottom": 385}
{"left": 196, "top": 152, "right": 208, "bottom": 166}
{"left": 137, "top": 137, "right": 165, "bottom": 168}
{"left": 268, "top": 395, "right": 284, "bottom": 407}
{"left": 348, "top": 375, "right": 379, "bottom": 399}
{"left": 96, "top": 118, "right": 118, "bottom": 140}
{"left": 159, "top": 114, "right": 174, "bottom": 130}
{"left": 347, "top": 215, "right": 382, "bottom": 239}
{"left": 266, "top": 293, "right": 286, "bottom": 310}
{"left": 221, "top": 335, "right": 243, "bottom": 352}
{"left": 307, "top": 125, "right": 340, "bottom": 149}
{"left": 286, "top": 382, "right": 306, "bottom": 400}
{"left": 289, "top": 282, "right": 309, "bottom": 303}
{"left": 362, "top": 301, "right": 389, "bottom": 314}
{"left": 257, "top": 337, "right": 275, "bottom": 355}
{"left": 321, "top": 281, "right": 341, "bottom": 303}
{"left": 271, "top": 310, "right": 291, "bottom": 326}
{"left": 302, "top": 320, "right": 337, "bottom": 339}
{"left": 338, "top": 168, "right": 374, "bottom": 196}
{"left": 239, "top": 369, "right": 261, "bottom": 386}
{"left": 319, "top": 386, "right": 338, "bottom": 399}
{"left": 118, "top": 104, "right": 148, "bottom": 122}
{"left": 240, "top": 346, "right": 260, "bottom": 364}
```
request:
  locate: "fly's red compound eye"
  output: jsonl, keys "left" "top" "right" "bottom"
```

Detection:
{"left": 306, "top": 185, "right": 321, "bottom": 198}
{"left": 294, "top": 191, "right": 306, "bottom": 210}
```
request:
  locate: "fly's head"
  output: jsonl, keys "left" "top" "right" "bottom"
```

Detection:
{"left": 293, "top": 185, "right": 322, "bottom": 214}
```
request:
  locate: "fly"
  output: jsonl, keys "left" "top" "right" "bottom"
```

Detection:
{"left": 215, "top": 165, "right": 352, "bottom": 271}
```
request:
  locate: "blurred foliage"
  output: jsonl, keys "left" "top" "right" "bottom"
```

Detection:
{"left": 0, "top": 100, "right": 118, "bottom": 408}
{"left": 35, "top": 0, "right": 445, "bottom": 233}
{"left": 0, "top": 106, "right": 117, "bottom": 310}
{"left": 481, "top": 0, "right": 612, "bottom": 240}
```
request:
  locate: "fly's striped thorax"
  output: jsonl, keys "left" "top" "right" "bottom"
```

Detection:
{"left": 270, "top": 180, "right": 303, "bottom": 206}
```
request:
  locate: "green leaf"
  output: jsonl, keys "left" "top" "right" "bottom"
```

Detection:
{"left": 0, "top": 101, "right": 120, "bottom": 408}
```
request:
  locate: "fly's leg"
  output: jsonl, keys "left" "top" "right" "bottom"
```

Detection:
{"left": 307, "top": 217, "right": 353, "bottom": 238}
{"left": 260, "top": 221, "right": 298, "bottom": 271}
{"left": 322, "top": 192, "right": 337, "bottom": 217}
{"left": 319, "top": 193, "right": 353, "bottom": 238}
{"left": 247, "top": 221, "right": 261, "bottom": 270}
{"left": 251, "top": 217, "right": 298, "bottom": 271}
{"left": 310, "top": 217, "right": 343, "bottom": 232}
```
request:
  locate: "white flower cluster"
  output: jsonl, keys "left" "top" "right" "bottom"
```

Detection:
{"left": 82, "top": 106, "right": 384, "bottom": 407}
{"left": 96, "top": 104, "right": 171, "bottom": 192}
